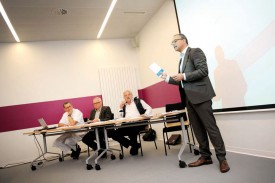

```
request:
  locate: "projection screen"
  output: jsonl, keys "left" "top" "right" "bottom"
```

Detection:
{"left": 174, "top": 0, "right": 275, "bottom": 112}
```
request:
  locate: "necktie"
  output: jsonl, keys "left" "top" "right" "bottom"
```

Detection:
{"left": 179, "top": 53, "right": 184, "bottom": 88}
{"left": 179, "top": 53, "right": 184, "bottom": 73}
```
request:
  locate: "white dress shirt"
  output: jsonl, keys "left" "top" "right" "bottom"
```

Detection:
{"left": 165, "top": 46, "right": 189, "bottom": 84}
{"left": 120, "top": 99, "right": 152, "bottom": 118}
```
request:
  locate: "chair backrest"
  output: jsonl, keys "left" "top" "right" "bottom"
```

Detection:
{"left": 165, "top": 103, "right": 184, "bottom": 112}
{"left": 110, "top": 113, "right": 114, "bottom": 120}
{"left": 165, "top": 102, "right": 188, "bottom": 125}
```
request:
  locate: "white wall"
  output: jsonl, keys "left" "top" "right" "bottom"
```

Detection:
{"left": 136, "top": 0, "right": 179, "bottom": 89}
{"left": 0, "top": 39, "right": 139, "bottom": 106}
{"left": 136, "top": 0, "right": 181, "bottom": 146}
{"left": 136, "top": 0, "right": 275, "bottom": 159}
{"left": 0, "top": 39, "right": 140, "bottom": 166}
{"left": 215, "top": 111, "right": 275, "bottom": 158}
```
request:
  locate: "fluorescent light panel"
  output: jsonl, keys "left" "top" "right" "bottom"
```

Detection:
{"left": 97, "top": 0, "right": 117, "bottom": 39}
{"left": 0, "top": 1, "right": 20, "bottom": 42}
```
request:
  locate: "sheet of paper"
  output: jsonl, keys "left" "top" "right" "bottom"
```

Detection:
{"left": 149, "top": 62, "right": 164, "bottom": 77}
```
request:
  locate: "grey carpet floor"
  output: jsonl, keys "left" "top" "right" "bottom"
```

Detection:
{"left": 1, "top": 140, "right": 275, "bottom": 183}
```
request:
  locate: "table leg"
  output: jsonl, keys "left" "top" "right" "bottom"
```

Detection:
{"left": 30, "top": 133, "right": 62, "bottom": 171}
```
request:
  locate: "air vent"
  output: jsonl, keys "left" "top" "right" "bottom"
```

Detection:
{"left": 52, "top": 8, "right": 68, "bottom": 15}
{"left": 123, "top": 11, "right": 145, "bottom": 14}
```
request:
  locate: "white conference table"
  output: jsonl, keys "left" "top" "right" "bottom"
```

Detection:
{"left": 24, "top": 110, "right": 191, "bottom": 171}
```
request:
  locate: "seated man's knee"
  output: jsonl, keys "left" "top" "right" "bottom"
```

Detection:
{"left": 53, "top": 139, "right": 62, "bottom": 147}
{"left": 82, "top": 134, "right": 90, "bottom": 145}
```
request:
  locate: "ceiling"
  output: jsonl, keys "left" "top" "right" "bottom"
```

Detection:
{"left": 0, "top": 0, "right": 167, "bottom": 43}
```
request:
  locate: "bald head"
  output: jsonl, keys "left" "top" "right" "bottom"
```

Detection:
{"left": 93, "top": 97, "right": 102, "bottom": 110}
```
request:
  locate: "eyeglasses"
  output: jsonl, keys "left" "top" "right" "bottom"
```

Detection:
{"left": 93, "top": 101, "right": 101, "bottom": 105}
{"left": 64, "top": 105, "right": 72, "bottom": 109}
{"left": 171, "top": 39, "right": 182, "bottom": 45}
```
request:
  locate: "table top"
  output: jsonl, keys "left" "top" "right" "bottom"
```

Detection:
{"left": 23, "top": 110, "right": 186, "bottom": 135}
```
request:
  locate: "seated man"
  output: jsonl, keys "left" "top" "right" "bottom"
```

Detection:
{"left": 112, "top": 90, "right": 153, "bottom": 156}
{"left": 53, "top": 102, "right": 84, "bottom": 159}
{"left": 82, "top": 97, "right": 113, "bottom": 158}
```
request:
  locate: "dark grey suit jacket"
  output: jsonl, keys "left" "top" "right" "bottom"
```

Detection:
{"left": 169, "top": 47, "right": 215, "bottom": 104}
{"left": 89, "top": 106, "right": 113, "bottom": 121}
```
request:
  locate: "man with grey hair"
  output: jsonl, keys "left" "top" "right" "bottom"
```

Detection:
{"left": 113, "top": 90, "right": 152, "bottom": 156}
{"left": 82, "top": 97, "right": 113, "bottom": 158}
{"left": 161, "top": 33, "right": 230, "bottom": 173}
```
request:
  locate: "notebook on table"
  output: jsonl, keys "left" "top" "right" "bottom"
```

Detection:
{"left": 38, "top": 118, "right": 57, "bottom": 130}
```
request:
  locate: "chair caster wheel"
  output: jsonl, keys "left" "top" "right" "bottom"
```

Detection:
{"left": 111, "top": 154, "right": 116, "bottom": 160}
{"left": 31, "top": 165, "right": 36, "bottom": 171}
{"left": 95, "top": 164, "right": 101, "bottom": 170}
{"left": 119, "top": 153, "right": 124, "bottom": 160}
{"left": 86, "top": 164, "right": 93, "bottom": 170}
{"left": 194, "top": 149, "right": 200, "bottom": 155}
{"left": 59, "top": 157, "right": 63, "bottom": 162}
{"left": 179, "top": 160, "right": 186, "bottom": 168}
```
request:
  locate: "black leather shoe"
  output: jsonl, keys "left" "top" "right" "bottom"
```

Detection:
{"left": 70, "top": 149, "right": 76, "bottom": 158}
{"left": 73, "top": 145, "right": 81, "bottom": 159}
{"left": 220, "top": 160, "right": 230, "bottom": 173}
{"left": 188, "top": 157, "right": 213, "bottom": 167}
{"left": 130, "top": 143, "right": 141, "bottom": 156}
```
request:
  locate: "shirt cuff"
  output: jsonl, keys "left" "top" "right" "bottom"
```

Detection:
{"left": 183, "top": 73, "right": 186, "bottom": 80}
{"left": 165, "top": 76, "right": 170, "bottom": 83}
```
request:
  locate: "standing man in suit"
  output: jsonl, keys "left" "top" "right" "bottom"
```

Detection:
{"left": 161, "top": 33, "right": 230, "bottom": 173}
{"left": 82, "top": 97, "right": 113, "bottom": 158}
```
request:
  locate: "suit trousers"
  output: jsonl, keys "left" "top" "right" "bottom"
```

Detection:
{"left": 53, "top": 133, "right": 82, "bottom": 154}
{"left": 82, "top": 127, "right": 107, "bottom": 150}
{"left": 112, "top": 125, "right": 146, "bottom": 148}
{"left": 186, "top": 99, "right": 226, "bottom": 162}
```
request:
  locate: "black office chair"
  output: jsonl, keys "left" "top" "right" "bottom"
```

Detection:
{"left": 163, "top": 103, "right": 197, "bottom": 156}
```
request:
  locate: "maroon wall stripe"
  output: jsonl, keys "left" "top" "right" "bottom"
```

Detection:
{"left": 0, "top": 96, "right": 101, "bottom": 133}
{"left": 0, "top": 81, "right": 181, "bottom": 132}
{"left": 138, "top": 81, "right": 181, "bottom": 108}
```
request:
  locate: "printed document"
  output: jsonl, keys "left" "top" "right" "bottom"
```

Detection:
{"left": 149, "top": 63, "right": 164, "bottom": 77}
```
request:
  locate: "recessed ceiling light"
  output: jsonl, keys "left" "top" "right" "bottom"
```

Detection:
{"left": 97, "top": 0, "right": 118, "bottom": 39}
{"left": 52, "top": 8, "right": 68, "bottom": 15}
{"left": 0, "top": 1, "right": 20, "bottom": 42}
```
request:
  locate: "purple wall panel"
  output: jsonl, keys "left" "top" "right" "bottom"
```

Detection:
{"left": 0, "top": 81, "right": 181, "bottom": 132}
{"left": 138, "top": 81, "right": 181, "bottom": 108}
{"left": 0, "top": 95, "right": 101, "bottom": 132}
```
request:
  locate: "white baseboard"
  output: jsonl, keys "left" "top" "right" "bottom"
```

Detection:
{"left": 157, "top": 138, "right": 275, "bottom": 160}
{"left": 225, "top": 146, "right": 275, "bottom": 160}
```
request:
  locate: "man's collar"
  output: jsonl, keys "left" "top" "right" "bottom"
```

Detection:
{"left": 181, "top": 46, "right": 189, "bottom": 55}
{"left": 95, "top": 107, "right": 102, "bottom": 112}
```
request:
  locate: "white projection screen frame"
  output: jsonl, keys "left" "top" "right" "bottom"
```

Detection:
{"left": 173, "top": 0, "right": 275, "bottom": 112}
